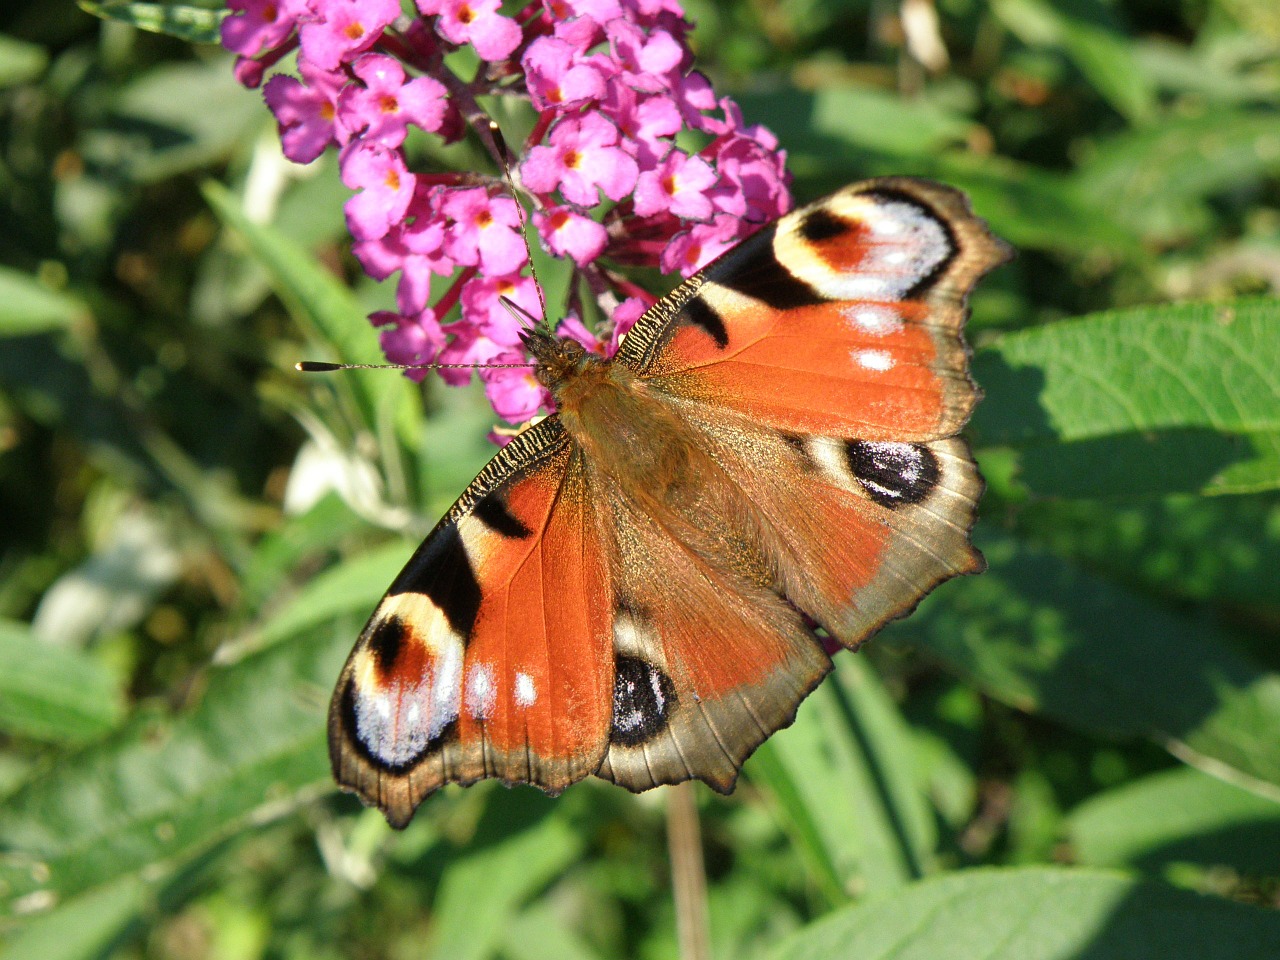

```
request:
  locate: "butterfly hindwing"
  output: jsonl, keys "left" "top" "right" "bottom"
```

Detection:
{"left": 328, "top": 419, "right": 615, "bottom": 827}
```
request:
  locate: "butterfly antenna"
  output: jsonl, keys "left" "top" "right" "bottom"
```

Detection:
{"left": 489, "top": 119, "right": 550, "bottom": 332}
{"left": 296, "top": 360, "right": 534, "bottom": 373}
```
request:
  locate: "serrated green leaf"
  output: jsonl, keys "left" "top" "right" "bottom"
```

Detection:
{"left": 1066, "top": 766, "right": 1280, "bottom": 874}
{"left": 78, "top": 2, "right": 226, "bottom": 44}
{"left": 973, "top": 298, "right": 1280, "bottom": 495}
{"left": 891, "top": 530, "right": 1280, "bottom": 799}
{"left": 0, "top": 621, "right": 351, "bottom": 913}
{"left": 767, "top": 866, "right": 1280, "bottom": 960}
{"left": 0, "top": 619, "right": 124, "bottom": 743}
{"left": 1013, "top": 494, "right": 1280, "bottom": 611}
{"left": 0, "top": 268, "right": 86, "bottom": 337}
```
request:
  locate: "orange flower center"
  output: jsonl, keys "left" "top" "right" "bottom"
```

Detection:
{"left": 384, "top": 169, "right": 401, "bottom": 191}
{"left": 563, "top": 150, "right": 581, "bottom": 169}
{"left": 344, "top": 21, "right": 366, "bottom": 41}
{"left": 378, "top": 94, "right": 399, "bottom": 114}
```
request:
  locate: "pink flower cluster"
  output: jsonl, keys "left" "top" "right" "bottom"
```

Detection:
{"left": 224, "top": 0, "right": 791, "bottom": 424}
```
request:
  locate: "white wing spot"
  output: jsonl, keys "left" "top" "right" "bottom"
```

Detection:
{"left": 855, "top": 349, "right": 895, "bottom": 371}
{"left": 843, "top": 304, "right": 903, "bottom": 336}
{"left": 465, "top": 663, "right": 497, "bottom": 720}
{"left": 514, "top": 672, "right": 537, "bottom": 707}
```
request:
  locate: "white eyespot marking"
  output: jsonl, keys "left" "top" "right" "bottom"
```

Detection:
{"left": 795, "top": 196, "right": 951, "bottom": 301}
{"left": 514, "top": 672, "right": 537, "bottom": 707}
{"left": 465, "top": 663, "right": 496, "bottom": 720}
{"left": 843, "top": 304, "right": 903, "bottom": 336}
{"left": 868, "top": 212, "right": 904, "bottom": 235}
{"left": 855, "top": 349, "right": 895, "bottom": 371}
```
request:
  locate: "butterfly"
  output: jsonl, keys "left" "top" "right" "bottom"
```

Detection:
{"left": 328, "top": 177, "right": 1011, "bottom": 828}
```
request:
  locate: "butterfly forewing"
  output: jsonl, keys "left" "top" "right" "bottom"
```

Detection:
{"left": 328, "top": 419, "right": 615, "bottom": 827}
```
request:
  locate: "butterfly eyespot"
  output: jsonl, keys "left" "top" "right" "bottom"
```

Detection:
{"left": 844, "top": 440, "right": 939, "bottom": 507}
{"left": 610, "top": 655, "right": 677, "bottom": 747}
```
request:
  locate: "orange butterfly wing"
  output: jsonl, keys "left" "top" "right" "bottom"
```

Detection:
{"left": 614, "top": 177, "right": 1009, "bottom": 649}
{"left": 329, "top": 420, "right": 615, "bottom": 827}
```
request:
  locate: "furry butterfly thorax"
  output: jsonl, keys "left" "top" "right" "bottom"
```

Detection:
{"left": 329, "top": 177, "right": 1011, "bottom": 828}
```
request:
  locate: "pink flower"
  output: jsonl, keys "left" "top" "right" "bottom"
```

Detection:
{"left": 440, "top": 189, "right": 528, "bottom": 276}
{"left": 419, "top": 0, "right": 522, "bottom": 62}
{"left": 606, "top": 20, "right": 685, "bottom": 93}
{"left": 523, "top": 37, "right": 606, "bottom": 109}
{"left": 481, "top": 363, "right": 548, "bottom": 422}
{"left": 339, "top": 55, "right": 449, "bottom": 146}
{"left": 534, "top": 206, "right": 607, "bottom": 265}
{"left": 661, "top": 213, "right": 743, "bottom": 275}
{"left": 375, "top": 308, "right": 446, "bottom": 373}
{"left": 298, "top": 0, "right": 402, "bottom": 71}
{"left": 263, "top": 59, "right": 346, "bottom": 163}
{"left": 221, "top": 0, "right": 303, "bottom": 57}
{"left": 461, "top": 273, "right": 543, "bottom": 344}
{"left": 521, "top": 113, "right": 639, "bottom": 206}
{"left": 607, "top": 85, "right": 681, "bottom": 168}
{"left": 341, "top": 142, "right": 415, "bottom": 240}
{"left": 607, "top": 296, "right": 647, "bottom": 354}
{"left": 633, "top": 149, "right": 716, "bottom": 220}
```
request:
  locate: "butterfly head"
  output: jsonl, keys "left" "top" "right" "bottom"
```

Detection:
{"left": 521, "top": 328, "right": 599, "bottom": 392}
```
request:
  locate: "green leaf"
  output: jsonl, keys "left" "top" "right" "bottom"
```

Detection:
{"left": 1013, "top": 495, "right": 1280, "bottom": 611}
{"left": 0, "top": 619, "right": 124, "bottom": 743}
{"left": 994, "top": 0, "right": 1157, "bottom": 123}
{"left": 203, "top": 180, "right": 394, "bottom": 441}
{"left": 0, "top": 876, "right": 145, "bottom": 960}
{"left": 96, "top": 61, "right": 262, "bottom": 182}
{"left": 0, "top": 34, "right": 48, "bottom": 88}
{"left": 767, "top": 866, "right": 1280, "bottom": 960}
{"left": 78, "top": 2, "right": 226, "bottom": 44}
{"left": 0, "top": 267, "right": 86, "bottom": 337}
{"left": 425, "top": 794, "right": 584, "bottom": 960}
{"left": 892, "top": 530, "right": 1280, "bottom": 800}
{"left": 1074, "top": 111, "right": 1280, "bottom": 239}
{"left": 0, "top": 620, "right": 350, "bottom": 913}
{"left": 231, "top": 541, "right": 406, "bottom": 660}
{"left": 748, "top": 657, "right": 937, "bottom": 899}
{"left": 1066, "top": 766, "right": 1280, "bottom": 874}
{"left": 973, "top": 298, "right": 1280, "bottom": 496}
{"left": 734, "top": 87, "right": 973, "bottom": 164}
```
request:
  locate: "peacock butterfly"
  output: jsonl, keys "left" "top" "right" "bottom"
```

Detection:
{"left": 328, "top": 177, "right": 1011, "bottom": 828}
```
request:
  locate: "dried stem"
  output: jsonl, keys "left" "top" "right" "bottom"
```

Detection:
{"left": 667, "top": 782, "right": 711, "bottom": 960}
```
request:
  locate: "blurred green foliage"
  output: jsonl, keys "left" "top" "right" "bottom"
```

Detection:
{"left": 2, "top": 0, "right": 1280, "bottom": 958}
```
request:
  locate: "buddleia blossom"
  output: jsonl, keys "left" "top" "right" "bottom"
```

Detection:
{"left": 224, "top": 0, "right": 791, "bottom": 425}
